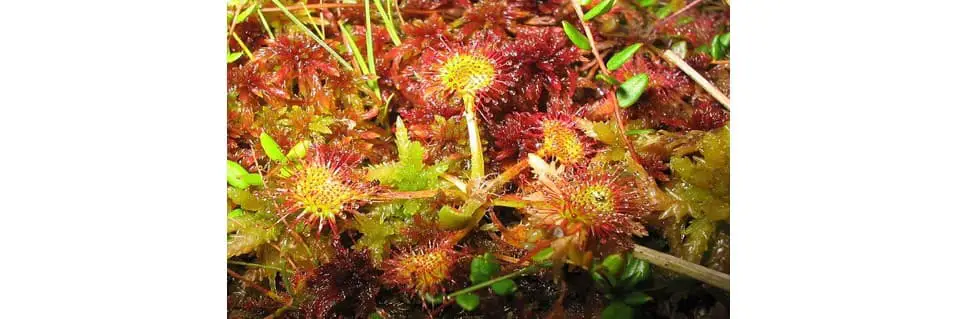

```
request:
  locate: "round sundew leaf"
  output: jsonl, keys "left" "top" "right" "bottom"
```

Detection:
{"left": 616, "top": 73, "right": 649, "bottom": 108}
{"left": 259, "top": 132, "right": 287, "bottom": 163}
{"left": 491, "top": 279, "right": 517, "bottom": 296}
{"left": 606, "top": 43, "right": 642, "bottom": 71}
{"left": 584, "top": 0, "right": 616, "bottom": 21}
{"left": 562, "top": 21, "right": 591, "bottom": 50}
{"left": 455, "top": 293, "right": 480, "bottom": 311}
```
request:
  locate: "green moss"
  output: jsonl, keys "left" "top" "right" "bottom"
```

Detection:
{"left": 227, "top": 211, "right": 280, "bottom": 257}
{"left": 666, "top": 126, "right": 729, "bottom": 263}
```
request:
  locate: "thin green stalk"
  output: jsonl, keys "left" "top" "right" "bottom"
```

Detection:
{"left": 461, "top": 94, "right": 485, "bottom": 183}
{"left": 228, "top": 260, "right": 294, "bottom": 274}
{"left": 373, "top": 0, "right": 402, "bottom": 46}
{"left": 339, "top": 23, "right": 371, "bottom": 75}
{"left": 256, "top": 7, "right": 275, "bottom": 40}
{"left": 231, "top": 32, "right": 255, "bottom": 61}
{"left": 492, "top": 198, "right": 527, "bottom": 208}
{"left": 300, "top": 2, "right": 323, "bottom": 39}
{"left": 363, "top": 0, "right": 386, "bottom": 124}
{"left": 364, "top": 0, "right": 376, "bottom": 71}
{"left": 270, "top": 0, "right": 352, "bottom": 71}
{"left": 445, "top": 267, "right": 530, "bottom": 299}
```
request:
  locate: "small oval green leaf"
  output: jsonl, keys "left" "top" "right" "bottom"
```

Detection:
{"left": 616, "top": 73, "right": 649, "bottom": 108}
{"left": 562, "top": 21, "right": 591, "bottom": 50}
{"left": 438, "top": 205, "right": 473, "bottom": 230}
{"left": 532, "top": 247, "right": 555, "bottom": 263}
{"left": 259, "top": 132, "right": 287, "bottom": 163}
{"left": 470, "top": 253, "right": 500, "bottom": 284}
{"left": 455, "top": 293, "right": 480, "bottom": 311}
{"left": 637, "top": 0, "right": 657, "bottom": 7}
{"left": 227, "top": 51, "right": 244, "bottom": 63}
{"left": 491, "top": 279, "right": 517, "bottom": 296}
{"left": 286, "top": 140, "right": 310, "bottom": 159}
{"left": 606, "top": 43, "right": 642, "bottom": 71}
{"left": 227, "top": 160, "right": 251, "bottom": 189}
{"left": 623, "top": 291, "right": 653, "bottom": 306}
{"left": 625, "top": 129, "right": 654, "bottom": 136}
{"left": 241, "top": 173, "right": 263, "bottom": 186}
{"left": 583, "top": 0, "right": 616, "bottom": 21}
{"left": 601, "top": 301, "right": 634, "bottom": 319}
{"left": 227, "top": 160, "right": 249, "bottom": 179}
{"left": 596, "top": 73, "right": 621, "bottom": 86}
{"left": 670, "top": 41, "right": 688, "bottom": 59}
{"left": 600, "top": 254, "right": 625, "bottom": 277}
{"left": 236, "top": 3, "right": 258, "bottom": 22}
{"left": 719, "top": 32, "right": 730, "bottom": 47}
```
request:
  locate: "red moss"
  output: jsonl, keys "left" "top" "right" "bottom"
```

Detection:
{"left": 228, "top": 63, "right": 289, "bottom": 108}
{"left": 229, "top": 19, "right": 269, "bottom": 61}
{"left": 614, "top": 54, "right": 694, "bottom": 108}
{"left": 689, "top": 94, "right": 729, "bottom": 130}
{"left": 638, "top": 152, "right": 670, "bottom": 182}
{"left": 513, "top": 26, "right": 581, "bottom": 113}
{"left": 655, "top": 11, "right": 726, "bottom": 48}
{"left": 293, "top": 248, "right": 382, "bottom": 318}
{"left": 459, "top": 0, "right": 513, "bottom": 38}
{"left": 253, "top": 33, "right": 347, "bottom": 107}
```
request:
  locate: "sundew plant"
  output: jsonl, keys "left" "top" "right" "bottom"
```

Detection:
{"left": 227, "top": 0, "right": 730, "bottom": 317}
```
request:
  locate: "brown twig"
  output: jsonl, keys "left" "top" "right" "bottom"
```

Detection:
{"left": 569, "top": 1, "right": 609, "bottom": 75}
{"left": 632, "top": 244, "right": 730, "bottom": 291}
{"left": 660, "top": 49, "right": 730, "bottom": 109}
